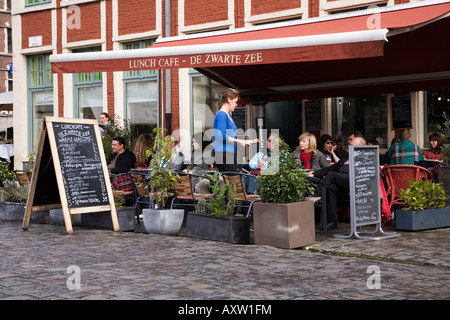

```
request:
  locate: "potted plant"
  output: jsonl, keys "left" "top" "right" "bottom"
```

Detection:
{"left": 0, "top": 179, "right": 46, "bottom": 224}
{"left": 395, "top": 179, "right": 450, "bottom": 231}
{"left": 253, "top": 141, "right": 315, "bottom": 249}
{"left": 186, "top": 172, "right": 250, "bottom": 244}
{"left": 142, "top": 127, "right": 184, "bottom": 235}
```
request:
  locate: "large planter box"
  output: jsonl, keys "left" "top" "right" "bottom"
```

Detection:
{"left": 49, "top": 209, "right": 82, "bottom": 226}
{"left": 0, "top": 202, "right": 46, "bottom": 224}
{"left": 81, "top": 207, "right": 136, "bottom": 231}
{"left": 186, "top": 212, "right": 250, "bottom": 244}
{"left": 253, "top": 201, "right": 315, "bottom": 249}
{"left": 395, "top": 207, "right": 450, "bottom": 231}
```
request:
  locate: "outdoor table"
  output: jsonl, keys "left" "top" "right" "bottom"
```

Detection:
{"left": 0, "top": 144, "right": 13, "bottom": 162}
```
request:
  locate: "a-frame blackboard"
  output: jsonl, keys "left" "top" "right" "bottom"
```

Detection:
{"left": 22, "top": 117, "right": 118, "bottom": 233}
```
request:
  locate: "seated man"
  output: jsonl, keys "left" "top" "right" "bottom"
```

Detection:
{"left": 107, "top": 136, "right": 136, "bottom": 193}
{"left": 386, "top": 129, "right": 424, "bottom": 165}
{"left": 311, "top": 136, "right": 366, "bottom": 231}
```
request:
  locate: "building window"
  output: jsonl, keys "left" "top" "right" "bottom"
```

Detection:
{"left": 25, "top": 0, "right": 51, "bottom": 6}
{"left": 123, "top": 40, "right": 158, "bottom": 140}
{"left": 73, "top": 47, "right": 102, "bottom": 119}
{"left": 332, "top": 94, "right": 388, "bottom": 148}
{"left": 425, "top": 89, "right": 450, "bottom": 144}
{"left": 28, "top": 54, "right": 53, "bottom": 150}
{"left": 190, "top": 71, "right": 226, "bottom": 137}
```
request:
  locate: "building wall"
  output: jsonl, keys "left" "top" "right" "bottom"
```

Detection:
{"left": 0, "top": 0, "right": 12, "bottom": 94}
{"left": 12, "top": 0, "right": 423, "bottom": 169}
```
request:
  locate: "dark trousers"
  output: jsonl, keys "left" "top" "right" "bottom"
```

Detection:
{"left": 316, "top": 171, "right": 350, "bottom": 223}
{"left": 214, "top": 151, "right": 237, "bottom": 173}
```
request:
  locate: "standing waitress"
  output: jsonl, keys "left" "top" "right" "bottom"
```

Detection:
{"left": 213, "top": 88, "right": 250, "bottom": 172}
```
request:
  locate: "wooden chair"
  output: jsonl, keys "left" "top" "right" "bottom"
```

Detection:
{"left": 14, "top": 170, "right": 32, "bottom": 187}
{"left": 170, "top": 173, "right": 214, "bottom": 211}
{"left": 221, "top": 172, "right": 261, "bottom": 217}
{"left": 382, "top": 164, "right": 433, "bottom": 212}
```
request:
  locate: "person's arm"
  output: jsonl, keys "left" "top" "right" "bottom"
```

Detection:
{"left": 215, "top": 112, "right": 250, "bottom": 147}
{"left": 249, "top": 152, "right": 262, "bottom": 169}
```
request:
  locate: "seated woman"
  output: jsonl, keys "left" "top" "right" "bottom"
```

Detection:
{"left": 246, "top": 133, "right": 283, "bottom": 193}
{"left": 133, "top": 133, "right": 154, "bottom": 169}
{"left": 423, "top": 132, "right": 443, "bottom": 162}
{"left": 107, "top": 136, "right": 136, "bottom": 194}
{"left": 293, "top": 132, "right": 329, "bottom": 171}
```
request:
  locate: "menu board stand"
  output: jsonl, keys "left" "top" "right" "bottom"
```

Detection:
{"left": 333, "top": 145, "right": 400, "bottom": 240}
{"left": 22, "top": 117, "right": 118, "bottom": 234}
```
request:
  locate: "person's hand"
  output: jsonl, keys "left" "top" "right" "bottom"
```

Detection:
{"left": 183, "top": 169, "right": 192, "bottom": 174}
{"left": 258, "top": 160, "right": 264, "bottom": 169}
{"left": 237, "top": 139, "right": 250, "bottom": 147}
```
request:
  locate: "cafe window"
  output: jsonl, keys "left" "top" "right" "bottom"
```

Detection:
{"left": 190, "top": 72, "right": 226, "bottom": 137}
{"left": 28, "top": 54, "right": 53, "bottom": 151}
{"left": 73, "top": 47, "right": 102, "bottom": 119}
{"left": 425, "top": 89, "right": 450, "bottom": 144}
{"left": 123, "top": 40, "right": 158, "bottom": 140}
{"left": 332, "top": 94, "right": 388, "bottom": 148}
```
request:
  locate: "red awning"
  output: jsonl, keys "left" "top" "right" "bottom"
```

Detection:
{"left": 50, "top": 0, "right": 450, "bottom": 100}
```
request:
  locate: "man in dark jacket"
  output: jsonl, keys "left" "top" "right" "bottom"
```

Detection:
{"left": 312, "top": 137, "right": 366, "bottom": 230}
{"left": 107, "top": 136, "right": 136, "bottom": 192}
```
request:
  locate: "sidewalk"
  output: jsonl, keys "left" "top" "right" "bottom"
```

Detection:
{"left": 0, "top": 219, "right": 449, "bottom": 300}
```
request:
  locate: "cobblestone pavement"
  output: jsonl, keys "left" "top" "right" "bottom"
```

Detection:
{"left": 0, "top": 220, "right": 449, "bottom": 301}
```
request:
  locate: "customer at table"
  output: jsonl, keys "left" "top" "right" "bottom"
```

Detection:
{"left": 386, "top": 129, "right": 424, "bottom": 165}
{"left": 133, "top": 133, "right": 154, "bottom": 169}
{"left": 423, "top": 132, "right": 443, "bottom": 162}
{"left": 213, "top": 88, "right": 250, "bottom": 172}
{"left": 249, "top": 134, "right": 284, "bottom": 174}
{"left": 246, "top": 133, "right": 283, "bottom": 193}
{"left": 310, "top": 136, "right": 366, "bottom": 231}
{"left": 293, "top": 132, "right": 328, "bottom": 171}
{"left": 383, "top": 137, "right": 400, "bottom": 165}
{"left": 0, "top": 131, "right": 5, "bottom": 144}
{"left": 183, "top": 132, "right": 220, "bottom": 193}
{"left": 332, "top": 139, "right": 347, "bottom": 160}
{"left": 107, "top": 136, "right": 136, "bottom": 192}
{"left": 318, "top": 134, "right": 333, "bottom": 163}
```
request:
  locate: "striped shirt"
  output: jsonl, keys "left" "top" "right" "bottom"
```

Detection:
{"left": 387, "top": 140, "right": 424, "bottom": 165}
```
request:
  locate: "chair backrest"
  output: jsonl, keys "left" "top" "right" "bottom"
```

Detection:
{"left": 223, "top": 174, "right": 245, "bottom": 196}
{"left": 174, "top": 175, "right": 195, "bottom": 200}
{"left": 14, "top": 170, "right": 31, "bottom": 187}
{"left": 382, "top": 164, "right": 433, "bottom": 198}
{"left": 131, "top": 173, "right": 149, "bottom": 198}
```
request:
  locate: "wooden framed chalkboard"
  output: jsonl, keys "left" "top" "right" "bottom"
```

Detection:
{"left": 333, "top": 145, "right": 400, "bottom": 240}
{"left": 392, "top": 96, "right": 412, "bottom": 129}
{"left": 304, "top": 100, "right": 322, "bottom": 131}
{"left": 22, "top": 117, "right": 118, "bottom": 234}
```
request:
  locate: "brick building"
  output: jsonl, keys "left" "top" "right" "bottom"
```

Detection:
{"left": 11, "top": 0, "right": 450, "bottom": 169}
{"left": 0, "top": 0, "right": 12, "bottom": 135}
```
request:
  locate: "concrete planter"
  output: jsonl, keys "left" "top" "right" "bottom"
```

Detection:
{"left": 395, "top": 207, "right": 450, "bottom": 231}
{"left": 253, "top": 201, "right": 315, "bottom": 249}
{"left": 81, "top": 207, "right": 136, "bottom": 231}
{"left": 142, "top": 208, "right": 184, "bottom": 235}
{"left": 0, "top": 202, "right": 46, "bottom": 224}
{"left": 185, "top": 212, "right": 250, "bottom": 244}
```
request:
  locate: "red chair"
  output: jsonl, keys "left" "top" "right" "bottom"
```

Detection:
{"left": 381, "top": 164, "right": 433, "bottom": 212}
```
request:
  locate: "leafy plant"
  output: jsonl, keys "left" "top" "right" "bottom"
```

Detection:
{"left": 434, "top": 111, "right": 450, "bottom": 165}
{"left": 0, "top": 162, "right": 16, "bottom": 188}
{"left": 256, "top": 141, "right": 313, "bottom": 204}
{"left": 195, "top": 172, "right": 237, "bottom": 217}
{"left": 114, "top": 194, "right": 126, "bottom": 209}
{"left": 398, "top": 179, "right": 447, "bottom": 211}
{"left": 146, "top": 127, "right": 179, "bottom": 210}
{"left": 2, "top": 180, "right": 28, "bottom": 202}
{"left": 101, "top": 114, "right": 135, "bottom": 157}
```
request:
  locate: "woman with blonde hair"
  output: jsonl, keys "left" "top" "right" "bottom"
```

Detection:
{"left": 293, "top": 132, "right": 329, "bottom": 171}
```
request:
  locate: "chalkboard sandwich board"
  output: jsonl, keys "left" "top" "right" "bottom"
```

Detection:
{"left": 333, "top": 145, "right": 400, "bottom": 240}
{"left": 22, "top": 117, "right": 118, "bottom": 234}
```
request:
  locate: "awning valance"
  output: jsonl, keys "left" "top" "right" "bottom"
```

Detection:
{"left": 50, "top": 0, "right": 450, "bottom": 100}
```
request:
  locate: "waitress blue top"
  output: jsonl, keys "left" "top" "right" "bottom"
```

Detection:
{"left": 213, "top": 110, "right": 237, "bottom": 153}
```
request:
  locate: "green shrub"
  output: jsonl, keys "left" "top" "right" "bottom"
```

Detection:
{"left": 2, "top": 180, "right": 28, "bottom": 203}
{"left": 0, "top": 162, "right": 16, "bottom": 188}
{"left": 398, "top": 179, "right": 447, "bottom": 211}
